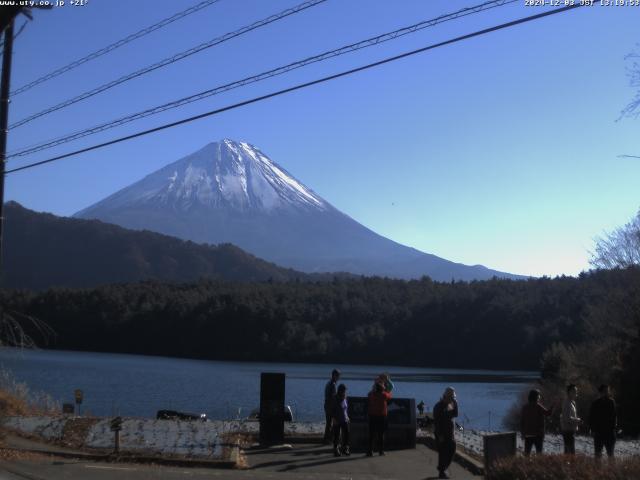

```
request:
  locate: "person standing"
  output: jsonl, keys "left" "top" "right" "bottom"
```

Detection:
{"left": 433, "top": 387, "right": 458, "bottom": 480}
{"left": 367, "top": 381, "right": 392, "bottom": 456}
{"left": 560, "top": 384, "right": 582, "bottom": 455}
{"left": 520, "top": 389, "right": 553, "bottom": 456}
{"left": 589, "top": 384, "right": 617, "bottom": 459}
{"left": 324, "top": 369, "right": 340, "bottom": 443}
{"left": 332, "top": 384, "right": 350, "bottom": 457}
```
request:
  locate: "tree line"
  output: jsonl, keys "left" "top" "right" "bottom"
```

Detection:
{"left": 0, "top": 267, "right": 637, "bottom": 426}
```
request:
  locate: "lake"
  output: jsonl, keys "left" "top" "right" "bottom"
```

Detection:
{"left": 0, "top": 348, "right": 537, "bottom": 430}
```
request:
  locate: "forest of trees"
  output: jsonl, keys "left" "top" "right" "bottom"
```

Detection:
{"left": 0, "top": 266, "right": 635, "bottom": 375}
{"left": 0, "top": 274, "right": 593, "bottom": 368}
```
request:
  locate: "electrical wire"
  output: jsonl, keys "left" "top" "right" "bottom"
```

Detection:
{"left": 9, "top": 0, "right": 328, "bottom": 129}
{"left": 5, "top": 4, "right": 583, "bottom": 175}
{"left": 7, "top": 0, "right": 517, "bottom": 160}
{"left": 10, "top": 0, "right": 223, "bottom": 96}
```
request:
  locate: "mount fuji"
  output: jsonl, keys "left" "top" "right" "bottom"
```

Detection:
{"left": 74, "top": 139, "right": 523, "bottom": 281}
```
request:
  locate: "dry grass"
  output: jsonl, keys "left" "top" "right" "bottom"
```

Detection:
{"left": 0, "top": 367, "right": 60, "bottom": 445}
{"left": 0, "top": 389, "right": 32, "bottom": 417}
{"left": 0, "top": 367, "right": 59, "bottom": 417}
{"left": 488, "top": 455, "right": 640, "bottom": 480}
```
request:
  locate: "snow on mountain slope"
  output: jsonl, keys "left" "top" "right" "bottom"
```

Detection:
{"left": 76, "top": 140, "right": 326, "bottom": 217}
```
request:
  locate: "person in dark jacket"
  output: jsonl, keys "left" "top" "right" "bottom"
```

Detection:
{"left": 520, "top": 389, "right": 553, "bottom": 456}
{"left": 367, "top": 381, "right": 392, "bottom": 456}
{"left": 332, "top": 384, "right": 350, "bottom": 457}
{"left": 589, "top": 384, "right": 617, "bottom": 458}
{"left": 433, "top": 387, "right": 458, "bottom": 480}
{"left": 323, "top": 369, "right": 340, "bottom": 443}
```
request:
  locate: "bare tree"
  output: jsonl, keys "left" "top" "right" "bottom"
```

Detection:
{"left": 0, "top": 308, "right": 53, "bottom": 348}
{"left": 620, "top": 45, "right": 640, "bottom": 119}
{"left": 590, "top": 209, "right": 640, "bottom": 269}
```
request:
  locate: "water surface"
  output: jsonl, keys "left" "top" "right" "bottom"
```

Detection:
{"left": 0, "top": 348, "right": 537, "bottom": 430}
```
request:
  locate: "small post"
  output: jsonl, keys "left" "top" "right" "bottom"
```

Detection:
{"left": 74, "top": 389, "right": 83, "bottom": 416}
{"left": 110, "top": 416, "right": 122, "bottom": 453}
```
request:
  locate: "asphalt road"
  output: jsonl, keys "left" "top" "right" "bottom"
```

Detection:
{"left": 0, "top": 443, "right": 479, "bottom": 480}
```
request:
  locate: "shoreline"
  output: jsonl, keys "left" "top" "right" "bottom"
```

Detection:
{"left": 0, "top": 346, "right": 540, "bottom": 376}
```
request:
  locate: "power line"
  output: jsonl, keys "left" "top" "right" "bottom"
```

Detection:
{"left": 10, "top": 0, "right": 223, "bottom": 97}
{"left": 5, "top": 4, "right": 583, "bottom": 176}
{"left": 8, "top": 0, "right": 518, "bottom": 160}
{"left": 9, "top": 0, "right": 328, "bottom": 129}
{"left": 9, "top": 0, "right": 515, "bottom": 158}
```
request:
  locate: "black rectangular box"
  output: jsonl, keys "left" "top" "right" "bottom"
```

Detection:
{"left": 259, "top": 372, "right": 285, "bottom": 445}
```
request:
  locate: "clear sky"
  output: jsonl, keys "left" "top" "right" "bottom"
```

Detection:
{"left": 5, "top": 0, "right": 640, "bottom": 277}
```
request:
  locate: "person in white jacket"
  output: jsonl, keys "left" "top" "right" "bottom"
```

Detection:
{"left": 560, "top": 384, "right": 582, "bottom": 454}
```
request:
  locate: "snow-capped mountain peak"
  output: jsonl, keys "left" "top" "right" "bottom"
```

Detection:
{"left": 78, "top": 139, "right": 327, "bottom": 215}
{"left": 74, "top": 139, "right": 524, "bottom": 281}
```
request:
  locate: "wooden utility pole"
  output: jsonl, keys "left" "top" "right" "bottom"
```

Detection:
{"left": 0, "top": 18, "right": 15, "bottom": 276}
{"left": 0, "top": 6, "right": 51, "bottom": 279}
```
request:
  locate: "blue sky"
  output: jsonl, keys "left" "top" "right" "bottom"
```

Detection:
{"left": 5, "top": 0, "right": 640, "bottom": 277}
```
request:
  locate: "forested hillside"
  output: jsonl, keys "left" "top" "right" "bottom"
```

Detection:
{"left": 3, "top": 202, "right": 313, "bottom": 289}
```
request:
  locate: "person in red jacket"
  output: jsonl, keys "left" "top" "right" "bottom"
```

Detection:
{"left": 520, "top": 389, "right": 553, "bottom": 455}
{"left": 367, "top": 381, "right": 392, "bottom": 456}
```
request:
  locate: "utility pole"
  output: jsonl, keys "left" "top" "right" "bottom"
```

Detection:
{"left": 0, "top": 18, "right": 14, "bottom": 277}
{"left": 0, "top": 6, "right": 50, "bottom": 280}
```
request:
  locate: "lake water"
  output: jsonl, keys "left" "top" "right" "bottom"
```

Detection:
{"left": 0, "top": 348, "right": 537, "bottom": 430}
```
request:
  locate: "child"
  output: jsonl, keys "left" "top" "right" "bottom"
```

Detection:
{"left": 332, "top": 383, "right": 350, "bottom": 456}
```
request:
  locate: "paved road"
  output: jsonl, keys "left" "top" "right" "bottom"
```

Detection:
{"left": 0, "top": 443, "right": 479, "bottom": 480}
{"left": 243, "top": 443, "right": 477, "bottom": 479}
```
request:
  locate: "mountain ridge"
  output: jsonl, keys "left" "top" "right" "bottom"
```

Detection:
{"left": 74, "top": 139, "right": 526, "bottom": 281}
{"left": 2, "top": 201, "right": 324, "bottom": 290}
